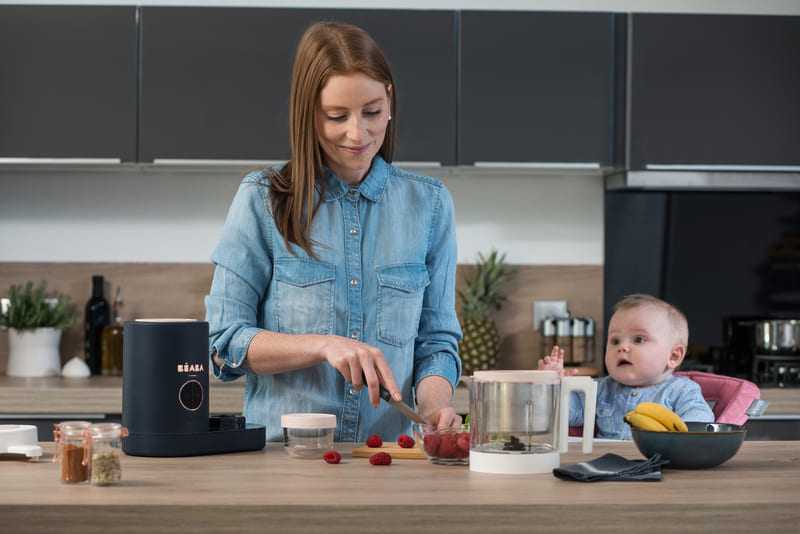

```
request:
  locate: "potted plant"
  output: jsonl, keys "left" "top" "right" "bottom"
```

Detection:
{"left": 1, "top": 280, "right": 80, "bottom": 377}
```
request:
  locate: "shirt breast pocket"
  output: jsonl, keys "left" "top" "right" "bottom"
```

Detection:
{"left": 273, "top": 258, "right": 335, "bottom": 335}
{"left": 376, "top": 264, "right": 430, "bottom": 347}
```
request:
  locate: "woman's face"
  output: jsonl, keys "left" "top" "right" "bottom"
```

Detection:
{"left": 315, "top": 72, "right": 391, "bottom": 185}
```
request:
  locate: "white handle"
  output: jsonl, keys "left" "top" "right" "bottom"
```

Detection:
{"left": 558, "top": 376, "right": 597, "bottom": 454}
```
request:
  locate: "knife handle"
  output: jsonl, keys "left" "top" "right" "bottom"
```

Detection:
{"left": 361, "top": 371, "right": 393, "bottom": 402}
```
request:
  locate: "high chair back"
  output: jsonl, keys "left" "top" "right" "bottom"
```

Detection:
{"left": 674, "top": 371, "right": 761, "bottom": 426}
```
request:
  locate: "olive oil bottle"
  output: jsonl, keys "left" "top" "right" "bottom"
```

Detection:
{"left": 100, "top": 286, "right": 124, "bottom": 376}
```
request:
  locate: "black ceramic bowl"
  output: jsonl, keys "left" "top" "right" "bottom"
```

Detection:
{"left": 631, "top": 422, "right": 747, "bottom": 469}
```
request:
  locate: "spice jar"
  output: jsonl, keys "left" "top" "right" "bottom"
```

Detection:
{"left": 53, "top": 420, "right": 91, "bottom": 484}
{"left": 87, "top": 422, "right": 128, "bottom": 486}
{"left": 555, "top": 318, "right": 573, "bottom": 364}
{"left": 571, "top": 317, "right": 588, "bottom": 364}
{"left": 540, "top": 317, "right": 557, "bottom": 357}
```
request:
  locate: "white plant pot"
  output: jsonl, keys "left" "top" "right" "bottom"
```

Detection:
{"left": 6, "top": 327, "right": 63, "bottom": 377}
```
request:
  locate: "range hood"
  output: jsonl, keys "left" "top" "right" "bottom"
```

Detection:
{"left": 606, "top": 166, "right": 800, "bottom": 191}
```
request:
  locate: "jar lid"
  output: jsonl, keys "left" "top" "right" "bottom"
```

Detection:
{"left": 88, "top": 422, "right": 127, "bottom": 439}
{"left": 54, "top": 420, "right": 91, "bottom": 438}
{"left": 281, "top": 413, "right": 337, "bottom": 429}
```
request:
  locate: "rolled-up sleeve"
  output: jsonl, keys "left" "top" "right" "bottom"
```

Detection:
{"left": 413, "top": 184, "right": 462, "bottom": 392}
{"left": 204, "top": 174, "right": 272, "bottom": 381}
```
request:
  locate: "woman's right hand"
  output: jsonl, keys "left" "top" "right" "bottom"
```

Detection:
{"left": 319, "top": 335, "right": 402, "bottom": 409}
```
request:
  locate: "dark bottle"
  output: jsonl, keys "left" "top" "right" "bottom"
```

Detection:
{"left": 84, "top": 275, "right": 110, "bottom": 375}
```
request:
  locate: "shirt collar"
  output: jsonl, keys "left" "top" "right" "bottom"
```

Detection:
{"left": 322, "top": 155, "right": 389, "bottom": 203}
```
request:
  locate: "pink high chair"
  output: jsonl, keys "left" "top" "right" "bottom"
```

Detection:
{"left": 569, "top": 371, "right": 762, "bottom": 436}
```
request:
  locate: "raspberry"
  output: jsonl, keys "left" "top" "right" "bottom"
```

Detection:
{"left": 323, "top": 451, "right": 341, "bottom": 464}
{"left": 438, "top": 434, "right": 459, "bottom": 458}
{"left": 422, "top": 433, "right": 442, "bottom": 457}
{"left": 456, "top": 432, "right": 470, "bottom": 454}
{"left": 365, "top": 433, "right": 383, "bottom": 448}
{"left": 369, "top": 452, "right": 392, "bottom": 465}
{"left": 397, "top": 434, "right": 415, "bottom": 448}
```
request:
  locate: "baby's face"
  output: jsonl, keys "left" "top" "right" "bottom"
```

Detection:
{"left": 604, "top": 304, "right": 682, "bottom": 387}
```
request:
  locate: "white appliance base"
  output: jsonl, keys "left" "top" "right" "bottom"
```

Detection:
{"left": 469, "top": 449, "right": 560, "bottom": 474}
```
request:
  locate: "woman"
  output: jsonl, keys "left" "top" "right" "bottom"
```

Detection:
{"left": 205, "top": 22, "right": 462, "bottom": 442}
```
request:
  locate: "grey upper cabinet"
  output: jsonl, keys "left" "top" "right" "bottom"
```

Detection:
{"left": 629, "top": 14, "right": 800, "bottom": 170}
{"left": 0, "top": 6, "right": 137, "bottom": 161}
{"left": 139, "top": 8, "right": 456, "bottom": 164}
{"left": 459, "top": 11, "right": 617, "bottom": 167}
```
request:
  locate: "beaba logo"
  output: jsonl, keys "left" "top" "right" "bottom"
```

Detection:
{"left": 177, "top": 362, "right": 205, "bottom": 373}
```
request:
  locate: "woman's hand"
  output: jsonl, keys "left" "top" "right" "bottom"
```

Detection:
{"left": 537, "top": 345, "right": 579, "bottom": 377}
{"left": 415, "top": 375, "right": 461, "bottom": 428}
{"left": 318, "top": 335, "right": 401, "bottom": 409}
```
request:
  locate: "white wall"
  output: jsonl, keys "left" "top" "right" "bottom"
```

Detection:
{"left": 0, "top": 166, "right": 604, "bottom": 265}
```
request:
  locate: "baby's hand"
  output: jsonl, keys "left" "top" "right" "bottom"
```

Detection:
{"left": 537, "top": 346, "right": 579, "bottom": 377}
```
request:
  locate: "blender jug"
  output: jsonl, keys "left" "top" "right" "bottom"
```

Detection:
{"left": 467, "top": 370, "right": 597, "bottom": 474}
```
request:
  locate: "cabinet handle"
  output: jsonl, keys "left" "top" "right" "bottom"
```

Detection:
{"left": 393, "top": 161, "right": 443, "bottom": 168}
{"left": 152, "top": 158, "right": 285, "bottom": 167}
{"left": 646, "top": 164, "right": 800, "bottom": 172}
{"left": 473, "top": 162, "right": 601, "bottom": 169}
{"left": 0, "top": 157, "right": 121, "bottom": 164}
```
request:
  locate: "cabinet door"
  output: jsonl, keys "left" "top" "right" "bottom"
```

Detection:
{"left": 139, "top": 8, "right": 456, "bottom": 165}
{"left": 630, "top": 14, "right": 800, "bottom": 169}
{"left": 459, "top": 11, "right": 615, "bottom": 167}
{"left": 0, "top": 6, "right": 137, "bottom": 161}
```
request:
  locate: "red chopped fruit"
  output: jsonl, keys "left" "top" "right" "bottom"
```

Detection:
{"left": 397, "top": 434, "right": 415, "bottom": 448}
{"left": 369, "top": 452, "right": 392, "bottom": 465}
{"left": 323, "top": 451, "right": 341, "bottom": 464}
{"left": 422, "top": 433, "right": 442, "bottom": 457}
{"left": 437, "top": 434, "right": 459, "bottom": 459}
{"left": 456, "top": 432, "right": 470, "bottom": 453}
{"left": 365, "top": 434, "right": 383, "bottom": 448}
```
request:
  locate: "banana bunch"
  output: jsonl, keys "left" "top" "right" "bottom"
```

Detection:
{"left": 624, "top": 402, "right": 688, "bottom": 432}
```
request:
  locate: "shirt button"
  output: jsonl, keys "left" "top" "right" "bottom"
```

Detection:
{"left": 351, "top": 332, "right": 359, "bottom": 340}
{"left": 349, "top": 189, "right": 358, "bottom": 196}
{"left": 350, "top": 278, "right": 358, "bottom": 287}
{"left": 349, "top": 388, "right": 356, "bottom": 396}
{"left": 349, "top": 227, "right": 357, "bottom": 236}
{"left": 631, "top": 391, "right": 638, "bottom": 397}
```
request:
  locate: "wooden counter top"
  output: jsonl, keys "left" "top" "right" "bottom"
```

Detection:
{"left": 1, "top": 375, "right": 798, "bottom": 416}
{"left": 1, "top": 440, "right": 798, "bottom": 533}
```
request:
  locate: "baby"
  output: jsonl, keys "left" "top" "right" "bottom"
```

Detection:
{"left": 538, "top": 294, "right": 714, "bottom": 440}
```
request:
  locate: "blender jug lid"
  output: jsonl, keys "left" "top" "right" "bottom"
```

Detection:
{"left": 471, "top": 370, "right": 559, "bottom": 384}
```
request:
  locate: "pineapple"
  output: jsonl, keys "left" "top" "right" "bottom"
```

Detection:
{"left": 457, "top": 250, "right": 518, "bottom": 375}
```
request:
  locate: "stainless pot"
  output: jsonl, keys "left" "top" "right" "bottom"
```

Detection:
{"left": 755, "top": 319, "right": 800, "bottom": 355}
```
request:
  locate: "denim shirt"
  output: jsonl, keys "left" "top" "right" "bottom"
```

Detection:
{"left": 570, "top": 374, "right": 715, "bottom": 440}
{"left": 205, "top": 156, "right": 462, "bottom": 442}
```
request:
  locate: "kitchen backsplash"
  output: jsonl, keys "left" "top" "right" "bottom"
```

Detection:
{"left": 0, "top": 262, "right": 603, "bottom": 374}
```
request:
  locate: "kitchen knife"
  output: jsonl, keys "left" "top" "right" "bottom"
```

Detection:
{"left": 378, "top": 384, "right": 430, "bottom": 426}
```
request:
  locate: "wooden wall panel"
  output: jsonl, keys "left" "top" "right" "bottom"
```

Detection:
{"left": 0, "top": 262, "right": 603, "bottom": 374}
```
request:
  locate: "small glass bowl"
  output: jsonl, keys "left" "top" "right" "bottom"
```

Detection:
{"left": 412, "top": 423, "right": 470, "bottom": 466}
{"left": 281, "top": 413, "right": 337, "bottom": 459}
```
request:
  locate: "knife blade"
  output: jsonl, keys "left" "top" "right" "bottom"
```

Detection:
{"left": 378, "top": 384, "right": 430, "bottom": 426}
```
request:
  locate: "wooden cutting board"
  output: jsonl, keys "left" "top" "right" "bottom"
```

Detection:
{"left": 351, "top": 442, "right": 426, "bottom": 459}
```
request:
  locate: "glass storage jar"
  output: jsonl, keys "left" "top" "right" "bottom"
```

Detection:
{"left": 53, "top": 420, "right": 91, "bottom": 484}
{"left": 87, "top": 422, "right": 128, "bottom": 486}
{"left": 281, "top": 413, "right": 336, "bottom": 458}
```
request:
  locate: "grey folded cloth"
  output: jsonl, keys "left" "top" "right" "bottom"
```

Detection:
{"left": 553, "top": 453, "right": 668, "bottom": 482}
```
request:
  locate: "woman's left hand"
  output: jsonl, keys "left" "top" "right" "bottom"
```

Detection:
{"left": 415, "top": 375, "right": 461, "bottom": 429}
{"left": 423, "top": 406, "right": 462, "bottom": 429}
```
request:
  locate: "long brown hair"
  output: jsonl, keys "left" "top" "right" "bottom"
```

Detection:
{"left": 268, "top": 21, "right": 397, "bottom": 258}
